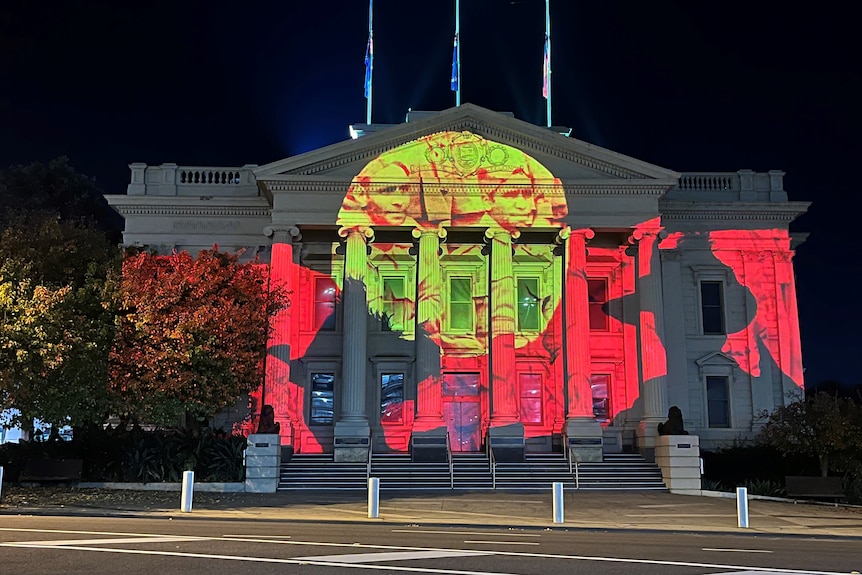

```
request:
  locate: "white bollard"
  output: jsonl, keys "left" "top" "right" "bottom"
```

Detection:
{"left": 368, "top": 477, "right": 380, "bottom": 518}
{"left": 552, "top": 481, "right": 564, "bottom": 524}
{"left": 736, "top": 486, "right": 749, "bottom": 528}
{"left": 181, "top": 470, "right": 194, "bottom": 513}
{"left": 0, "top": 466, "right": 4, "bottom": 501}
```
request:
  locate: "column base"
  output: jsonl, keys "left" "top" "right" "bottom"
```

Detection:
{"left": 488, "top": 422, "right": 525, "bottom": 462}
{"left": 565, "top": 417, "right": 604, "bottom": 463}
{"left": 333, "top": 420, "right": 370, "bottom": 463}
{"left": 411, "top": 428, "right": 448, "bottom": 463}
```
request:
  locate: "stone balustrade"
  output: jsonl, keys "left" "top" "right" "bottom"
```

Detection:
{"left": 127, "top": 163, "right": 259, "bottom": 197}
{"left": 675, "top": 170, "right": 786, "bottom": 202}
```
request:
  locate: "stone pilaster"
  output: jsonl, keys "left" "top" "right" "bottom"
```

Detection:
{"left": 263, "top": 226, "right": 300, "bottom": 451}
{"left": 631, "top": 228, "right": 669, "bottom": 458}
{"left": 660, "top": 249, "right": 689, "bottom": 416}
{"left": 486, "top": 227, "right": 524, "bottom": 462}
{"left": 334, "top": 226, "right": 372, "bottom": 462}
{"left": 773, "top": 250, "right": 805, "bottom": 398}
{"left": 560, "top": 227, "right": 603, "bottom": 462}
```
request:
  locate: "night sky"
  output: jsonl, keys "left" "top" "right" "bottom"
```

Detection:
{"left": 1, "top": 1, "right": 859, "bottom": 388}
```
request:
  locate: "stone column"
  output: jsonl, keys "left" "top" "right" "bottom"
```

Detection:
{"left": 334, "top": 226, "right": 373, "bottom": 462}
{"left": 412, "top": 228, "right": 447, "bottom": 426}
{"left": 411, "top": 227, "right": 448, "bottom": 461}
{"left": 486, "top": 227, "right": 524, "bottom": 461}
{"left": 660, "top": 249, "right": 689, "bottom": 415}
{"left": 263, "top": 226, "right": 301, "bottom": 451}
{"left": 631, "top": 229, "right": 669, "bottom": 458}
{"left": 561, "top": 227, "right": 603, "bottom": 462}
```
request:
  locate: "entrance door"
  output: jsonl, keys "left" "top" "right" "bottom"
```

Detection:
{"left": 442, "top": 373, "right": 481, "bottom": 452}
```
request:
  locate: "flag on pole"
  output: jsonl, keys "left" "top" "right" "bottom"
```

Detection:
{"left": 450, "top": 34, "right": 459, "bottom": 92}
{"left": 364, "top": 36, "right": 373, "bottom": 99}
{"left": 542, "top": 33, "right": 550, "bottom": 99}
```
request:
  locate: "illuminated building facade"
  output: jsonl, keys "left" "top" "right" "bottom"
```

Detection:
{"left": 106, "top": 104, "right": 808, "bottom": 461}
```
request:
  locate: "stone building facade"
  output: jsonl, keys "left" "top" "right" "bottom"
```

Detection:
{"left": 106, "top": 104, "right": 808, "bottom": 461}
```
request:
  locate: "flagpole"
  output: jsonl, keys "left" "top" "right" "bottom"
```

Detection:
{"left": 455, "top": 0, "right": 461, "bottom": 106}
{"left": 545, "top": 0, "right": 551, "bottom": 127}
{"left": 367, "top": 0, "right": 373, "bottom": 124}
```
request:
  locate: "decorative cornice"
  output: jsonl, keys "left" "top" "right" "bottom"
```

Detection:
{"left": 111, "top": 205, "right": 271, "bottom": 217}
{"left": 660, "top": 201, "right": 810, "bottom": 223}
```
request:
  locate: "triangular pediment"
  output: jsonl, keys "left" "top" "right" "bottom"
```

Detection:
{"left": 695, "top": 352, "right": 737, "bottom": 368}
{"left": 254, "top": 103, "right": 679, "bottom": 185}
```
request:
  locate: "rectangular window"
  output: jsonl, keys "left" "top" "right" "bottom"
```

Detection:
{"left": 380, "top": 372, "right": 404, "bottom": 424}
{"left": 518, "top": 373, "right": 543, "bottom": 424}
{"left": 706, "top": 375, "right": 730, "bottom": 428}
{"left": 314, "top": 277, "right": 338, "bottom": 331}
{"left": 700, "top": 281, "right": 725, "bottom": 335}
{"left": 381, "top": 276, "right": 407, "bottom": 332}
{"left": 590, "top": 374, "right": 611, "bottom": 422}
{"left": 516, "top": 277, "right": 541, "bottom": 331}
{"left": 310, "top": 373, "right": 334, "bottom": 425}
{"left": 449, "top": 276, "right": 473, "bottom": 331}
{"left": 588, "top": 278, "right": 609, "bottom": 331}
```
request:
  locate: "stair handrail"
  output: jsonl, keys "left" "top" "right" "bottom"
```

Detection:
{"left": 485, "top": 431, "right": 497, "bottom": 490}
{"left": 446, "top": 431, "right": 454, "bottom": 489}
{"left": 562, "top": 432, "right": 580, "bottom": 490}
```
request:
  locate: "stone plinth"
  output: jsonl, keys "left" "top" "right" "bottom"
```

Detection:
{"left": 655, "top": 434, "right": 701, "bottom": 494}
{"left": 244, "top": 434, "right": 282, "bottom": 493}
{"left": 565, "top": 418, "right": 604, "bottom": 463}
{"left": 488, "top": 424, "right": 525, "bottom": 463}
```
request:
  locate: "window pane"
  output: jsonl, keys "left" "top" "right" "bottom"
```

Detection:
{"left": 310, "top": 373, "right": 334, "bottom": 425}
{"left": 706, "top": 376, "right": 730, "bottom": 428}
{"left": 314, "top": 277, "right": 337, "bottom": 331}
{"left": 443, "top": 373, "right": 480, "bottom": 397}
{"left": 449, "top": 277, "right": 473, "bottom": 331}
{"left": 591, "top": 374, "right": 610, "bottom": 422}
{"left": 700, "top": 281, "right": 725, "bottom": 335}
{"left": 380, "top": 372, "right": 404, "bottom": 424}
{"left": 382, "top": 277, "right": 406, "bottom": 331}
{"left": 519, "top": 373, "right": 542, "bottom": 424}
{"left": 516, "top": 278, "right": 540, "bottom": 331}
{"left": 588, "top": 278, "right": 609, "bottom": 331}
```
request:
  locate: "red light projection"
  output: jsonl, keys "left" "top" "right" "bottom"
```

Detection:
{"left": 258, "top": 130, "right": 804, "bottom": 453}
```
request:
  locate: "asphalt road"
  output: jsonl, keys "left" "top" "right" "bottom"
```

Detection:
{"left": 1, "top": 515, "right": 860, "bottom": 575}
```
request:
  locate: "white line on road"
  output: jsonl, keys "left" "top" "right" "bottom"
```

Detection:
{"left": 293, "top": 550, "right": 493, "bottom": 563}
{"left": 462, "top": 541, "right": 540, "bottom": 546}
{"left": 222, "top": 534, "right": 292, "bottom": 539}
{"left": 703, "top": 549, "right": 775, "bottom": 554}
{"left": 391, "top": 530, "right": 540, "bottom": 537}
{"left": 10, "top": 536, "right": 207, "bottom": 547}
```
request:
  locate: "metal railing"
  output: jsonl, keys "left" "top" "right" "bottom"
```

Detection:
{"left": 485, "top": 433, "right": 497, "bottom": 490}
{"left": 562, "top": 433, "right": 580, "bottom": 490}
{"left": 446, "top": 432, "right": 454, "bottom": 489}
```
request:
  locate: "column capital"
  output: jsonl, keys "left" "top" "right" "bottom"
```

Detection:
{"left": 411, "top": 226, "right": 447, "bottom": 241}
{"left": 627, "top": 228, "right": 667, "bottom": 245}
{"left": 557, "top": 226, "right": 595, "bottom": 244}
{"left": 263, "top": 226, "right": 301, "bottom": 241}
{"left": 338, "top": 226, "right": 375, "bottom": 242}
{"left": 484, "top": 226, "right": 520, "bottom": 241}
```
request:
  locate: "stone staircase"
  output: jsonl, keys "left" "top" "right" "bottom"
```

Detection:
{"left": 277, "top": 451, "right": 666, "bottom": 491}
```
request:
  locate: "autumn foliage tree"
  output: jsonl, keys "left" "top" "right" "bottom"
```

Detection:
{"left": 110, "top": 249, "right": 287, "bottom": 426}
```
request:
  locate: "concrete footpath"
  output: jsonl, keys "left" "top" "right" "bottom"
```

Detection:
{"left": 4, "top": 488, "right": 862, "bottom": 538}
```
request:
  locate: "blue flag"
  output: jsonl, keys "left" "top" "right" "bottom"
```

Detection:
{"left": 450, "top": 34, "right": 459, "bottom": 92}
{"left": 364, "top": 37, "right": 373, "bottom": 99}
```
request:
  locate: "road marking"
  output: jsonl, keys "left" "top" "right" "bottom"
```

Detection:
{"left": 0, "top": 528, "right": 846, "bottom": 575}
{"left": 293, "top": 550, "right": 493, "bottom": 563}
{"left": 9, "top": 536, "right": 206, "bottom": 547}
{"left": 463, "top": 541, "right": 540, "bottom": 546}
{"left": 392, "top": 530, "right": 539, "bottom": 537}
{"left": 223, "top": 534, "right": 292, "bottom": 539}
{"left": 703, "top": 548, "right": 774, "bottom": 554}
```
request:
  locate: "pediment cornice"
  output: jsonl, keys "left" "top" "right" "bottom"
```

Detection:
{"left": 254, "top": 103, "right": 680, "bottom": 182}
